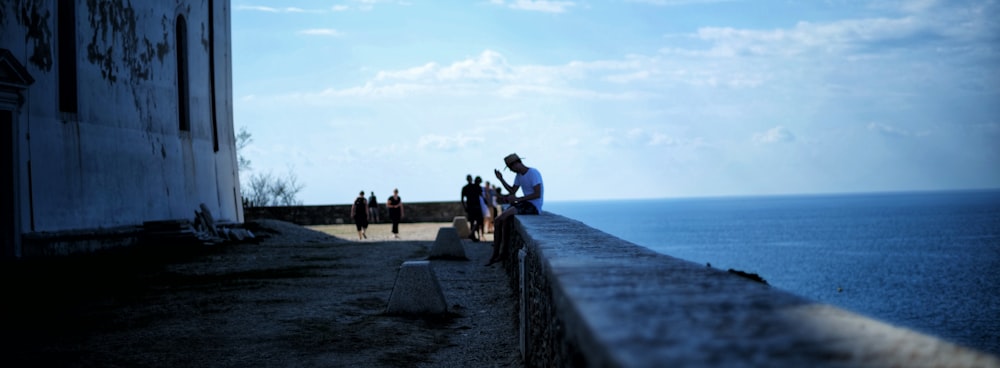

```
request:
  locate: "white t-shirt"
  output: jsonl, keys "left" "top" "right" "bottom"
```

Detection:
{"left": 514, "top": 167, "right": 544, "bottom": 212}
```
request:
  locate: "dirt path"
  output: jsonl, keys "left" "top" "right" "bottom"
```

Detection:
{"left": 1, "top": 220, "right": 519, "bottom": 367}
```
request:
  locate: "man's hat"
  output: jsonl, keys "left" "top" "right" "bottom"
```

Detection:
{"left": 504, "top": 153, "right": 522, "bottom": 166}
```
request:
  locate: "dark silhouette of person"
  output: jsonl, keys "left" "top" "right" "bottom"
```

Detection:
{"left": 387, "top": 188, "right": 404, "bottom": 239}
{"left": 367, "top": 192, "right": 380, "bottom": 223}
{"left": 488, "top": 153, "right": 543, "bottom": 265}
{"left": 461, "top": 174, "right": 484, "bottom": 242}
{"left": 351, "top": 191, "right": 369, "bottom": 240}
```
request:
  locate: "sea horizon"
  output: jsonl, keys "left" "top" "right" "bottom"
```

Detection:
{"left": 544, "top": 187, "right": 1000, "bottom": 206}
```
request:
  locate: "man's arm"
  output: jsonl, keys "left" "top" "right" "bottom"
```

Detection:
{"left": 513, "top": 184, "right": 541, "bottom": 203}
{"left": 494, "top": 169, "right": 516, "bottom": 193}
{"left": 494, "top": 169, "right": 520, "bottom": 200}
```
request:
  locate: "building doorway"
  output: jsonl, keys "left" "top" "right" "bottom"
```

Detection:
{"left": 1, "top": 110, "right": 13, "bottom": 259}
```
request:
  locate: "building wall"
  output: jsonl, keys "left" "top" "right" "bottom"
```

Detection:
{"left": 1, "top": 1, "right": 241, "bottom": 256}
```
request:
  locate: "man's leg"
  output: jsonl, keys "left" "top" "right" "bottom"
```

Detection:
{"left": 488, "top": 207, "right": 517, "bottom": 265}
{"left": 473, "top": 217, "right": 483, "bottom": 240}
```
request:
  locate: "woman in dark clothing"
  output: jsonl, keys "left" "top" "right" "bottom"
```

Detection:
{"left": 367, "top": 192, "right": 380, "bottom": 223}
{"left": 386, "top": 188, "right": 404, "bottom": 239}
{"left": 351, "top": 191, "right": 368, "bottom": 240}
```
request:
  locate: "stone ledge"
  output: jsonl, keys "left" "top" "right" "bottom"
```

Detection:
{"left": 505, "top": 213, "right": 1000, "bottom": 368}
{"left": 244, "top": 201, "right": 465, "bottom": 225}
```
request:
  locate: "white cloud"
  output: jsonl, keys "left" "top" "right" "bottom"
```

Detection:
{"left": 753, "top": 126, "right": 795, "bottom": 144}
{"left": 310, "top": 83, "right": 436, "bottom": 99}
{"left": 356, "top": 50, "right": 661, "bottom": 100}
{"left": 892, "top": 0, "right": 941, "bottom": 14}
{"left": 256, "top": 3, "right": 988, "bottom": 110}
{"left": 351, "top": 0, "right": 412, "bottom": 11}
{"left": 605, "top": 70, "right": 654, "bottom": 83}
{"left": 631, "top": 129, "right": 679, "bottom": 146}
{"left": 867, "top": 122, "right": 929, "bottom": 137}
{"left": 688, "top": 15, "right": 932, "bottom": 58}
{"left": 417, "top": 133, "right": 485, "bottom": 150}
{"left": 648, "top": 132, "right": 677, "bottom": 146}
{"left": 299, "top": 29, "right": 344, "bottom": 37}
{"left": 492, "top": 0, "right": 576, "bottom": 13}
{"left": 596, "top": 127, "right": 697, "bottom": 148}
{"left": 238, "top": 1, "right": 409, "bottom": 13}
{"left": 375, "top": 50, "right": 514, "bottom": 82}
{"left": 260, "top": 48, "right": 697, "bottom": 104}
{"left": 375, "top": 62, "right": 439, "bottom": 81}
{"left": 440, "top": 50, "right": 514, "bottom": 80}
{"left": 479, "top": 113, "right": 527, "bottom": 124}
{"left": 627, "top": 0, "right": 738, "bottom": 5}
{"left": 236, "top": 5, "right": 316, "bottom": 13}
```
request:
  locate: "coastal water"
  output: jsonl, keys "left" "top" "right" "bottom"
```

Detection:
{"left": 545, "top": 190, "right": 1000, "bottom": 355}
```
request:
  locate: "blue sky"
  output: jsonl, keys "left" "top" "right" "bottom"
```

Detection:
{"left": 231, "top": 0, "right": 999, "bottom": 205}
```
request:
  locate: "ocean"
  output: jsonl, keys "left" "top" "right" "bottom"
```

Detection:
{"left": 545, "top": 190, "right": 1000, "bottom": 355}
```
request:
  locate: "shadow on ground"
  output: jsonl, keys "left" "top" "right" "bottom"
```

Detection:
{"left": 1, "top": 220, "right": 519, "bottom": 368}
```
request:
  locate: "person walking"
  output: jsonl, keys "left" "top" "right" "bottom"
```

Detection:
{"left": 487, "top": 153, "right": 543, "bottom": 265}
{"left": 461, "top": 174, "right": 484, "bottom": 242}
{"left": 367, "top": 192, "right": 380, "bottom": 223}
{"left": 386, "top": 188, "right": 404, "bottom": 239}
{"left": 351, "top": 191, "right": 369, "bottom": 240}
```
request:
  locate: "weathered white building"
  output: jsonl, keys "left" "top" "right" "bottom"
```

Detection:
{"left": 1, "top": 1, "right": 241, "bottom": 258}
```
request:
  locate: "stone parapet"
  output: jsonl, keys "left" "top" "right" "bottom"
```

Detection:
{"left": 244, "top": 201, "right": 465, "bottom": 225}
{"left": 496, "top": 212, "right": 1000, "bottom": 368}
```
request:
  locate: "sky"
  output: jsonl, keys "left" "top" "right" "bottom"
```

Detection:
{"left": 231, "top": 0, "right": 999, "bottom": 205}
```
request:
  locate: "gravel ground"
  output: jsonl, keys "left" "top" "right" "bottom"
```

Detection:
{"left": 1, "top": 220, "right": 520, "bottom": 367}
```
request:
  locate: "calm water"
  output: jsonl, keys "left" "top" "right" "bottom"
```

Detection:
{"left": 545, "top": 190, "right": 1000, "bottom": 355}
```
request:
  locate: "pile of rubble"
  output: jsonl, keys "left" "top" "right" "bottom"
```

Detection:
{"left": 142, "top": 204, "right": 255, "bottom": 246}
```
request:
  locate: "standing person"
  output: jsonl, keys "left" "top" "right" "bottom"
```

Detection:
{"left": 386, "top": 188, "right": 404, "bottom": 239}
{"left": 487, "top": 153, "right": 543, "bottom": 265}
{"left": 492, "top": 184, "right": 503, "bottom": 224}
{"left": 367, "top": 192, "right": 380, "bottom": 223}
{"left": 461, "top": 174, "right": 484, "bottom": 242}
{"left": 351, "top": 191, "right": 369, "bottom": 240}
{"left": 483, "top": 181, "right": 497, "bottom": 234}
{"left": 475, "top": 176, "right": 489, "bottom": 239}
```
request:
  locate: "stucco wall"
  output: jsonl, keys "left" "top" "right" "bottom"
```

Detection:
{"left": 498, "top": 213, "right": 1000, "bottom": 367}
{"left": 1, "top": 0, "right": 240, "bottom": 246}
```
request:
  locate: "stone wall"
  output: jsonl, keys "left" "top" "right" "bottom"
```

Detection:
{"left": 244, "top": 201, "right": 466, "bottom": 225}
{"left": 496, "top": 213, "right": 1000, "bottom": 368}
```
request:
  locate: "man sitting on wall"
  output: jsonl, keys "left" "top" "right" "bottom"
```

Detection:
{"left": 487, "top": 153, "right": 543, "bottom": 266}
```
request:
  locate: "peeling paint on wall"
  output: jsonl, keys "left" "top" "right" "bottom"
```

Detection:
{"left": 14, "top": 0, "right": 54, "bottom": 72}
{"left": 84, "top": 0, "right": 169, "bottom": 84}
{"left": 200, "top": 22, "right": 209, "bottom": 51}
{"left": 157, "top": 15, "right": 170, "bottom": 62}
{"left": 81, "top": 0, "right": 175, "bottom": 129}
